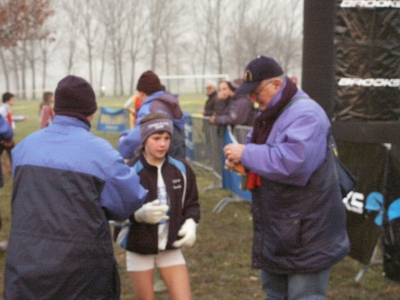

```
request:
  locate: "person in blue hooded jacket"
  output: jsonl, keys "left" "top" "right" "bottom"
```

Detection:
{"left": 3, "top": 75, "right": 149, "bottom": 300}
{"left": 223, "top": 56, "right": 350, "bottom": 300}
{"left": 118, "top": 70, "right": 186, "bottom": 160}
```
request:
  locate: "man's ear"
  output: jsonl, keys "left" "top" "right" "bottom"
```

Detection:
{"left": 87, "top": 114, "right": 95, "bottom": 123}
{"left": 272, "top": 78, "right": 283, "bottom": 91}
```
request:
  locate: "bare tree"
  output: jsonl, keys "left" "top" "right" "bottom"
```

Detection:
{"left": 0, "top": 0, "right": 304, "bottom": 94}
{"left": 26, "top": 38, "right": 38, "bottom": 99}
{"left": 228, "top": 0, "right": 249, "bottom": 77}
{"left": 240, "top": 1, "right": 276, "bottom": 62}
{"left": 145, "top": 0, "right": 164, "bottom": 71}
{"left": 38, "top": 26, "right": 57, "bottom": 90}
{"left": 17, "top": 41, "right": 28, "bottom": 99}
{"left": 126, "top": 0, "right": 146, "bottom": 95}
{"left": 11, "top": 49, "right": 21, "bottom": 97}
{"left": 59, "top": 0, "right": 82, "bottom": 75}
{"left": 0, "top": 47, "right": 10, "bottom": 90}
{"left": 98, "top": 34, "right": 108, "bottom": 95}
{"left": 0, "top": 0, "right": 53, "bottom": 47}
{"left": 188, "top": 0, "right": 217, "bottom": 91}
{"left": 73, "top": 0, "right": 99, "bottom": 85}
{"left": 209, "top": 0, "right": 228, "bottom": 75}
{"left": 159, "top": 0, "right": 188, "bottom": 77}
{"left": 97, "top": 0, "right": 131, "bottom": 96}
{"left": 0, "top": 0, "right": 53, "bottom": 96}
{"left": 270, "top": 0, "right": 303, "bottom": 75}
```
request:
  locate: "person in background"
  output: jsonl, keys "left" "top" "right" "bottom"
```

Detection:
{"left": 0, "top": 92, "right": 28, "bottom": 162}
{"left": 116, "top": 112, "right": 200, "bottom": 300}
{"left": 118, "top": 70, "right": 186, "bottom": 160}
{"left": 123, "top": 93, "right": 143, "bottom": 128}
{"left": 201, "top": 81, "right": 219, "bottom": 155}
{"left": 223, "top": 55, "right": 349, "bottom": 300}
{"left": 0, "top": 114, "right": 13, "bottom": 252}
{"left": 0, "top": 92, "right": 29, "bottom": 129}
{"left": 3, "top": 75, "right": 147, "bottom": 299}
{"left": 39, "top": 91, "right": 55, "bottom": 129}
{"left": 202, "top": 81, "right": 218, "bottom": 117}
{"left": 210, "top": 80, "right": 254, "bottom": 127}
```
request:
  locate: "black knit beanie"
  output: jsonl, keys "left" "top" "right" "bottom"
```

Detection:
{"left": 136, "top": 71, "right": 163, "bottom": 95}
{"left": 54, "top": 75, "right": 97, "bottom": 126}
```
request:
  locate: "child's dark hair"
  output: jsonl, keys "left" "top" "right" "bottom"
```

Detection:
{"left": 2, "top": 92, "right": 14, "bottom": 103}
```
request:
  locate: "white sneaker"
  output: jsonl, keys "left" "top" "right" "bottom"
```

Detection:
{"left": 0, "top": 240, "right": 8, "bottom": 251}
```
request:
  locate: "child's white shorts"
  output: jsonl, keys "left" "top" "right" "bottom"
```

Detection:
{"left": 126, "top": 249, "right": 186, "bottom": 272}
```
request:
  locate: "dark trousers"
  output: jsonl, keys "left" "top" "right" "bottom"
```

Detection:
{"left": 0, "top": 140, "right": 14, "bottom": 187}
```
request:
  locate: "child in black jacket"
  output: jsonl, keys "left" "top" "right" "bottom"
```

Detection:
{"left": 116, "top": 112, "right": 200, "bottom": 300}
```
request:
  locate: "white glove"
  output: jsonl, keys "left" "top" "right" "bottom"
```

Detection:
{"left": 134, "top": 199, "right": 169, "bottom": 224}
{"left": 172, "top": 218, "right": 197, "bottom": 248}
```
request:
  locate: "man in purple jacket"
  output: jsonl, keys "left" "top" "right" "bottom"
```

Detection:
{"left": 223, "top": 56, "right": 349, "bottom": 300}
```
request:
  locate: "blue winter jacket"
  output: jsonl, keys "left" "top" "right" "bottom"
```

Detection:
{"left": 118, "top": 91, "right": 186, "bottom": 159}
{"left": 4, "top": 115, "right": 147, "bottom": 299}
{"left": 0, "top": 114, "right": 13, "bottom": 141}
{"left": 241, "top": 82, "right": 350, "bottom": 274}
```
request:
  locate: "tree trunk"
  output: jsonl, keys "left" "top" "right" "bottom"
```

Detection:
{"left": 129, "top": 56, "right": 136, "bottom": 96}
{"left": 98, "top": 37, "right": 107, "bottom": 96}
{"left": 0, "top": 48, "right": 10, "bottom": 91}
{"left": 88, "top": 44, "right": 93, "bottom": 85}
{"left": 21, "top": 41, "right": 27, "bottom": 99}
{"left": 42, "top": 48, "right": 47, "bottom": 90}
{"left": 118, "top": 54, "right": 124, "bottom": 96}
{"left": 113, "top": 44, "right": 118, "bottom": 96}
{"left": 30, "top": 40, "right": 36, "bottom": 100}
{"left": 11, "top": 50, "right": 20, "bottom": 98}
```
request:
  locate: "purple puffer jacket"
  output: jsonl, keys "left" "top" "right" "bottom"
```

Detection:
{"left": 241, "top": 86, "right": 350, "bottom": 274}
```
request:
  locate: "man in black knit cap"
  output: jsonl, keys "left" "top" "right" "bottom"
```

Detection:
{"left": 4, "top": 75, "right": 149, "bottom": 299}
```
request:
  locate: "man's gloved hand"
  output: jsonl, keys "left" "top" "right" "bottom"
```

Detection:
{"left": 134, "top": 199, "right": 169, "bottom": 224}
{"left": 172, "top": 218, "right": 197, "bottom": 247}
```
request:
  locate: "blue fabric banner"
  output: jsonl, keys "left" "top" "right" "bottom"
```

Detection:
{"left": 97, "top": 107, "right": 127, "bottom": 132}
{"left": 184, "top": 113, "right": 194, "bottom": 161}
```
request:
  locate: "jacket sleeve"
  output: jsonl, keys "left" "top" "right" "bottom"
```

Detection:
{"left": 118, "top": 126, "right": 141, "bottom": 159}
{"left": 182, "top": 162, "right": 200, "bottom": 223}
{"left": 100, "top": 152, "right": 147, "bottom": 221}
{"left": 215, "top": 97, "right": 252, "bottom": 126}
{"left": 0, "top": 106, "right": 7, "bottom": 119}
{"left": 241, "top": 103, "right": 329, "bottom": 186}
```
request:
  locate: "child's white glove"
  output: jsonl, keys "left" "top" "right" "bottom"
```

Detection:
{"left": 134, "top": 199, "right": 169, "bottom": 224}
{"left": 172, "top": 218, "right": 197, "bottom": 247}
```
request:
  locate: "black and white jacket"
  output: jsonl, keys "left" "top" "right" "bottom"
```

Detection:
{"left": 121, "top": 152, "right": 200, "bottom": 254}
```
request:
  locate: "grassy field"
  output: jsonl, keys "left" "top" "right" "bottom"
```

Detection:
{"left": 1, "top": 94, "right": 400, "bottom": 299}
